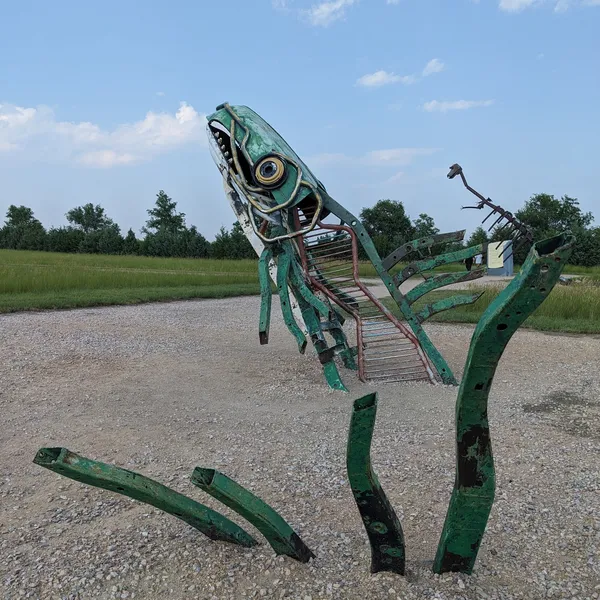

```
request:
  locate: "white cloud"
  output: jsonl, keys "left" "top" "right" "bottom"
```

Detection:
{"left": 156, "top": 91, "right": 165, "bottom": 97}
{"left": 422, "top": 99, "right": 495, "bottom": 112}
{"left": 0, "top": 101, "right": 206, "bottom": 167}
{"left": 358, "top": 58, "right": 445, "bottom": 88}
{"left": 386, "top": 0, "right": 401, "bottom": 4}
{"left": 499, "top": 0, "right": 599, "bottom": 11}
{"left": 303, "top": 0, "right": 357, "bottom": 26}
{"left": 422, "top": 58, "right": 445, "bottom": 77}
{"left": 309, "top": 147, "right": 439, "bottom": 168}
{"left": 499, "top": 0, "right": 537, "bottom": 10}
{"left": 356, "top": 70, "right": 416, "bottom": 87}
{"left": 363, "top": 148, "right": 439, "bottom": 165}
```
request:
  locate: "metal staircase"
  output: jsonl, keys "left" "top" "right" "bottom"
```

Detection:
{"left": 293, "top": 211, "right": 436, "bottom": 384}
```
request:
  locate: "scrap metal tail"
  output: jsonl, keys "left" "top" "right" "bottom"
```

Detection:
{"left": 447, "top": 163, "right": 534, "bottom": 261}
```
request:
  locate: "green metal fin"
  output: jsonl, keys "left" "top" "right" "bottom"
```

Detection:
{"left": 416, "top": 292, "right": 485, "bottom": 324}
{"left": 346, "top": 393, "right": 405, "bottom": 575}
{"left": 276, "top": 249, "right": 307, "bottom": 354}
{"left": 191, "top": 468, "right": 314, "bottom": 563}
{"left": 406, "top": 269, "right": 486, "bottom": 305}
{"left": 258, "top": 247, "right": 274, "bottom": 344}
{"left": 433, "top": 232, "right": 574, "bottom": 575}
{"left": 33, "top": 447, "right": 258, "bottom": 547}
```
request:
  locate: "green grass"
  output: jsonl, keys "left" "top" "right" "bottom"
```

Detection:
{"left": 382, "top": 281, "right": 600, "bottom": 334}
{"left": 0, "top": 249, "right": 261, "bottom": 313}
{"left": 2, "top": 249, "right": 599, "bottom": 333}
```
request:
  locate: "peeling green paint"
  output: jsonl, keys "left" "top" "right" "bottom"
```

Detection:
{"left": 433, "top": 232, "right": 574, "bottom": 574}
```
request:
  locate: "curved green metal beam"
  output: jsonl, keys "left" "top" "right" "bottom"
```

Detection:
{"left": 275, "top": 248, "right": 307, "bottom": 354}
{"left": 33, "top": 447, "right": 258, "bottom": 547}
{"left": 382, "top": 230, "right": 466, "bottom": 271}
{"left": 416, "top": 292, "right": 485, "bottom": 324}
{"left": 191, "top": 468, "right": 314, "bottom": 563}
{"left": 405, "top": 269, "right": 486, "bottom": 305}
{"left": 433, "top": 232, "right": 574, "bottom": 574}
{"left": 258, "top": 247, "right": 274, "bottom": 344}
{"left": 346, "top": 393, "right": 405, "bottom": 575}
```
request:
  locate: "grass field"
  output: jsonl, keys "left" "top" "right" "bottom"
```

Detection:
{"left": 0, "top": 250, "right": 262, "bottom": 312}
{"left": 384, "top": 281, "right": 600, "bottom": 334}
{"left": 1, "top": 249, "right": 599, "bottom": 333}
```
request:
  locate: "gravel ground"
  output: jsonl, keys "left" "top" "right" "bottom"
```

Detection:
{"left": 1, "top": 296, "right": 599, "bottom": 600}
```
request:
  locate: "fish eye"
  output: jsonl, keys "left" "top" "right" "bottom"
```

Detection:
{"left": 254, "top": 155, "right": 287, "bottom": 189}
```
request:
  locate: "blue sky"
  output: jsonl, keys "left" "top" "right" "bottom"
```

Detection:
{"left": 1, "top": 0, "right": 598, "bottom": 241}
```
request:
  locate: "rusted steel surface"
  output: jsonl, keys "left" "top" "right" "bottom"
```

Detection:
{"left": 448, "top": 163, "right": 534, "bottom": 260}
{"left": 191, "top": 468, "right": 314, "bottom": 563}
{"left": 433, "top": 232, "right": 574, "bottom": 575}
{"left": 33, "top": 447, "right": 258, "bottom": 547}
{"left": 346, "top": 393, "right": 406, "bottom": 575}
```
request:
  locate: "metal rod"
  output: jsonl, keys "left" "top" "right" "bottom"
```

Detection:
{"left": 33, "top": 447, "right": 258, "bottom": 547}
{"left": 346, "top": 393, "right": 405, "bottom": 575}
{"left": 191, "top": 468, "right": 314, "bottom": 563}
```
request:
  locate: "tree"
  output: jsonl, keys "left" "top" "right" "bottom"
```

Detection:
{"left": 45, "top": 227, "right": 85, "bottom": 253}
{"left": 511, "top": 193, "right": 595, "bottom": 264}
{"left": 228, "top": 222, "right": 255, "bottom": 259}
{"left": 466, "top": 226, "right": 489, "bottom": 247}
{"left": 516, "top": 193, "right": 593, "bottom": 235}
{"left": 143, "top": 190, "right": 186, "bottom": 234}
{"left": 122, "top": 228, "right": 141, "bottom": 255}
{"left": 66, "top": 203, "right": 114, "bottom": 233}
{"left": 359, "top": 199, "right": 415, "bottom": 257}
{"left": 0, "top": 205, "right": 46, "bottom": 250}
{"left": 412, "top": 213, "right": 439, "bottom": 238}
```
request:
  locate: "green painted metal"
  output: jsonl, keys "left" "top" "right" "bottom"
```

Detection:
{"left": 405, "top": 269, "right": 486, "bottom": 305}
{"left": 433, "top": 232, "right": 574, "bottom": 575}
{"left": 393, "top": 244, "right": 484, "bottom": 287}
{"left": 207, "top": 102, "right": 494, "bottom": 388}
{"left": 275, "top": 248, "right": 307, "bottom": 354}
{"left": 346, "top": 393, "right": 405, "bottom": 575}
{"left": 382, "top": 230, "right": 466, "bottom": 271}
{"left": 321, "top": 195, "right": 459, "bottom": 386}
{"left": 415, "top": 292, "right": 485, "bottom": 324}
{"left": 258, "top": 247, "right": 273, "bottom": 344}
{"left": 33, "top": 447, "right": 258, "bottom": 547}
{"left": 191, "top": 468, "right": 314, "bottom": 563}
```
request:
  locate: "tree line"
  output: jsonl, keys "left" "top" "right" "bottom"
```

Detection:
{"left": 0, "top": 190, "right": 597, "bottom": 265}
{"left": 0, "top": 191, "right": 255, "bottom": 260}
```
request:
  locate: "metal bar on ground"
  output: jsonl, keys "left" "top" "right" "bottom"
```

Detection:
{"left": 191, "top": 468, "right": 314, "bottom": 563}
{"left": 33, "top": 447, "right": 258, "bottom": 547}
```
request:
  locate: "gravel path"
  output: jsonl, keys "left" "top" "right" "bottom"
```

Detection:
{"left": 1, "top": 296, "right": 599, "bottom": 600}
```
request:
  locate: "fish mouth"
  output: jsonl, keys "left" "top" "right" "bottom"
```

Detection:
{"left": 206, "top": 120, "right": 254, "bottom": 184}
